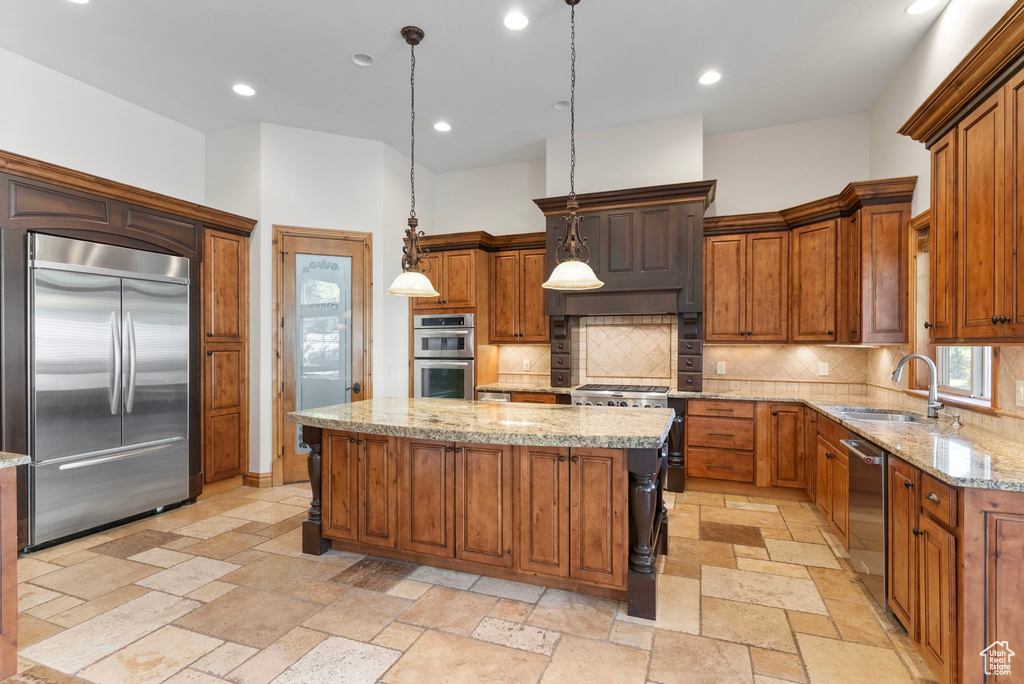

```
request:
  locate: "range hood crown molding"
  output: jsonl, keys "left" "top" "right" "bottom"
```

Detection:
{"left": 533, "top": 180, "right": 717, "bottom": 215}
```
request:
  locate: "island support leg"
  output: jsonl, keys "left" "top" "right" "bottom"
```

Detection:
{"left": 301, "top": 426, "right": 330, "bottom": 556}
{"left": 627, "top": 443, "right": 668, "bottom": 620}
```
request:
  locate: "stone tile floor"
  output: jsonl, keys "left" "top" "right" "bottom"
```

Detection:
{"left": 11, "top": 481, "right": 936, "bottom": 683}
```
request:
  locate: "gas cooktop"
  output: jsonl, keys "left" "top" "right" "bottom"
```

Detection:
{"left": 575, "top": 384, "right": 669, "bottom": 393}
{"left": 570, "top": 384, "right": 669, "bottom": 408}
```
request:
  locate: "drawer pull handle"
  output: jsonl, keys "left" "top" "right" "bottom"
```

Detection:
{"left": 570, "top": 455, "right": 579, "bottom": 463}
{"left": 912, "top": 527, "right": 923, "bottom": 537}
{"left": 707, "top": 464, "right": 734, "bottom": 470}
{"left": 708, "top": 433, "right": 735, "bottom": 437}
{"left": 558, "top": 455, "right": 566, "bottom": 462}
{"left": 705, "top": 408, "right": 734, "bottom": 412}
{"left": 349, "top": 437, "right": 356, "bottom": 443}
{"left": 926, "top": 492, "right": 941, "bottom": 503}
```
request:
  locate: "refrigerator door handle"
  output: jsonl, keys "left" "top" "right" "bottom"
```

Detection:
{"left": 110, "top": 311, "right": 122, "bottom": 415}
{"left": 125, "top": 311, "right": 137, "bottom": 413}
{"left": 57, "top": 442, "right": 171, "bottom": 470}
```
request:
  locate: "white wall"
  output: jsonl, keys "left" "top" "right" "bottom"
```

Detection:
{"left": 545, "top": 115, "right": 704, "bottom": 196}
{"left": 869, "top": 0, "right": 1016, "bottom": 212}
{"left": 0, "top": 47, "right": 205, "bottom": 202}
{"left": 705, "top": 113, "right": 870, "bottom": 216}
{"left": 435, "top": 159, "right": 546, "bottom": 236}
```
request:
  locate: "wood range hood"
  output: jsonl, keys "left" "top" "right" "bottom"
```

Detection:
{"left": 534, "top": 180, "right": 716, "bottom": 317}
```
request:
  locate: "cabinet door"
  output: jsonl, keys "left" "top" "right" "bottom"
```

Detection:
{"left": 1005, "top": 70, "right": 1024, "bottom": 337}
{"left": 203, "top": 344, "right": 246, "bottom": 482}
{"left": 791, "top": 221, "right": 837, "bottom": 342}
{"left": 804, "top": 411, "right": 818, "bottom": 500}
{"left": 747, "top": 232, "right": 789, "bottom": 341}
{"left": 490, "top": 251, "right": 520, "bottom": 342}
{"left": 814, "top": 436, "right": 832, "bottom": 520}
{"left": 769, "top": 404, "right": 803, "bottom": 488}
{"left": 204, "top": 230, "right": 248, "bottom": 341}
{"left": 861, "top": 205, "right": 910, "bottom": 344}
{"left": 829, "top": 449, "right": 849, "bottom": 543}
{"left": 323, "top": 431, "right": 358, "bottom": 541}
{"left": 517, "top": 446, "right": 569, "bottom": 578}
{"left": 455, "top": 443, "right": 513, "bottom": 567}
{"left": 519, "top": 249, "right": 549, "bottom": 342}
{"left": 957, "top": 87, "right": 1005, "bottom": 339}
{"left": 570, "top": 448, "right": 626, "bottom": 588}
{"left": 704, "top": 235, "right": 747, "bottom": 342}
{"left": 411, "top": 254, "right": 444, "bottom": 311}
{"left": 358, "top": 434, "right": 397, "bottom": 548}
{"left": 838, "top": 214, "right": 862, "bottom": 344}
{"left": 887, "top": 458, "right": 919, "bottom": 634}
{"left": 917, "top": 515, "right": 956, "bottom": 684}
{"left": 398, "top": 438, "right": 454, "bottom": 557}
{"left": 442, "top": 251, "right": 476, "bottom": 309}
{"left": 930, "top": 130, "right": 957, "bottom": 341}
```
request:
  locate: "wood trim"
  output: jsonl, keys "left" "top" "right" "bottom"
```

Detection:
{"left": 243, "top": 472, "right": 274, "bottom": 488}
{"left": 271, "top": 225, "right": 374, "bottom": 487}
{"left": 901, "top": 388, "right": 1001, "bottom": 416}
{"left": 899, "top": 0, "right": 1024, "bottom": 143}
{"left": 418, "top": 231, "right": 546, "bottom": 253}
{"left": 911, "top": 209, "right": 932, "bottom": 232}
{"left": 533, "top": 180, "right": 717, "bottom": 214}
{"left": 704, "top": 211, "right": 787, "bottom": 235}
{"left": 0, "top": 468, "right": 16, "bottom": 680}
{"left": 0, "top": 148, "right": 256, "bottom": 233}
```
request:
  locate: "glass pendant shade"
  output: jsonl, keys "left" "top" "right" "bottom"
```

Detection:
{"left": 385, "top": 270, "right": 439, "bottom": 297}
{"left": 542, "top": 259, "right": 603, "bottom": 290}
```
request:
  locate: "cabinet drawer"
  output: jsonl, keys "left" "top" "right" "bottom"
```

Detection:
{"left": 550, "top": 353, "right": 571, "bottom": 371}
{"left": 687, "top": 400, "right": 755, "bottom": 420}
{"left": 678, "top": 355, "right": 701, "bottom": 372}
{"left": 686, "top": 416, "right": 755, "bottom": 451}
{"left": 685, "top": 448, "right": 754, "bottom": 482}
{"left": 511, "top": 392, "right": 557, "bottom": 404}
{"left": 816, "top": 414, "right": 848, "bottom": 449}
{"left": 677, "top": 372, "right": 703, "bottom": 392}
{"left": 920, "top": 473, "right": 958, "bottom": 528}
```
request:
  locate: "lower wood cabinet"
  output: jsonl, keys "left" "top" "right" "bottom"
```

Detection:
{"left": 813, "top": 422, "right": 849, "bottom": 546}
{"left": 358, "top": 434, "right": 398, "bottom": 548}
{"left": 455, "top": 443, "right": 513, "bottom": 568}
{"left": 685, "top": 400, "right": 756, "bottom": 483}
{"left": 398, "top": 438, "right": 454, "bottom": 557}
{"left": 517, "top": 446, "right": 570, "bottom": 578}
{"left": 887, "top": 457, "right": 919, "bottom": 633}
{"left": 323, "top": 432, "right": 359, "bottom": 541}
{"left": 510, "top": 392, "right": 558, "bottom": 404}
{"left": 769, "top": 403, "right": 804, "bottom": 488}
{"left": 569, "top": 448, "right": 626, "bottom": 588}
{"left": 917, "top": 515, "right": 956, "bottom": 683}
{"left": 203, "top": 344, "right": 247, "bottom": 482}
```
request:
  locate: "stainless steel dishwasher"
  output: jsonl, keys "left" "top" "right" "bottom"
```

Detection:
{"left": 477, "top": 392, "right": 511, "bottom": 402}
{"left": 841, "top": 438, "right": 887, "bottom": 610}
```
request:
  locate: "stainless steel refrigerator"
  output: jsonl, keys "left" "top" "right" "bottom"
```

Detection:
{"left": 29, "top": 235, "right": 190, "bottom": 545}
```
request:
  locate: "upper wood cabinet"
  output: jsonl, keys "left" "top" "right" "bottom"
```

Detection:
{"left": 490, "top": 248, "right": 548, "bottom": 343}
{"left": 411, "top": 249, "right": 481, "bottom": 311}
{"left": 705, "top": 232, "right": 789, "bottom": 342}
{"left": 929, "top": 130, "right": 957, "bottom": 341}
{"left": 203, "top": 230, "right": 248, "bottom": 342}
{"left": 791, "top": 220, "right": 838, "bottom": 343}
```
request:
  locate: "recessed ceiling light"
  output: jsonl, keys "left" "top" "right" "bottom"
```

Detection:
{"left": 699, "top": 70, "right": 722, "bottom": 85}
{"left": 433, "top": 121, "right": 452, "bottom": 132}
{"left": 504, "top": 12, "right": 529, "bottom": 30}
{"left": 67, "top": 0, "right": 89, "bottom": 4}
{"left": 553, "top": 100, "right": 571, "bottom": 111}
{"left": 905, "top": 0, "right": 940, "bottom": 15}
{"left": 351, "top": 53, "right": 375, "bottom": 67}
{"left": 232, "top": 84, "right": 256, "bottom": 97}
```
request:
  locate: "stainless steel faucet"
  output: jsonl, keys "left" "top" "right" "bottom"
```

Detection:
{"left": 891, "top": 354, "right": 943, "bottom": 418}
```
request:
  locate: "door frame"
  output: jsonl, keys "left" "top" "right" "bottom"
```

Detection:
{"left": 272, "top": 225, "right": 374, "bottom": 486}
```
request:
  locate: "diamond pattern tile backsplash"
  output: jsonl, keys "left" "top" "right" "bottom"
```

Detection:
{"left": 580, "top": 315, "right": 677, "bottom": 384}
{"left": 703, "top": 344, "right": 870, "bottom": 384}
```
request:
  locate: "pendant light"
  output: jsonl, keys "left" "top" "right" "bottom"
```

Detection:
{"left": 542, "top": 0, "right": 603, "bottom": 291}
{"left": 386, "top": 26, "right": 441, "bottom": 298}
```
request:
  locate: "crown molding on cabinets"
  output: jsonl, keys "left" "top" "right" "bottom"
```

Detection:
{"left": 532, "top": 180, "right": 717, "bottom": 216}
{"left": 417, "top": 231, "right": 546, "bottom": 253}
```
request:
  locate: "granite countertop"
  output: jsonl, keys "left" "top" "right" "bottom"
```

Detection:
{"left": 671, "top": 389, "right": 1024, "bottom": 492}
{"left": 476, "top": 383, "right": 573, "bottom": 396}
{"left": 0, "top": 452, "right": 30, "bottom": 469}
{"left": 287, "top": 397, "right": 673, "bottom": 449}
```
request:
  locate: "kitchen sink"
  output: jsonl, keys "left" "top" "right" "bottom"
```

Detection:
{"left": 837, "top": 410, "right": 925, "bottom": 423}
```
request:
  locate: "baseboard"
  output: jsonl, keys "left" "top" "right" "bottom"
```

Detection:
{"left": 243, "top": 472, "right": 274, "bottom": 488}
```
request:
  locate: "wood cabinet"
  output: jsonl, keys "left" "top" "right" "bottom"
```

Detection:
{"left": 358, "top": 434, "right": 398, "bottom": 548}
{"left": 490, "top": 249, "right": 548, "bottom": 343}
{"left": 323, "top": 432, "right": 359, "bottom": 541}
{"left": 929, "top": 129, "right": 957, "bottom": 341}
{"left": 768, "top": 403, "right": 803, "bottom": 488}
{"left": 455, "top": 443, "right": 513, "bottom": 568}
{"left": 812, "top": 416, "right": 849, "bottom": 545}
{"left": 887, "top": 457, "right": 919, "bottom": 634}
{"left": 510, "top": 392, "right": 558, "bottom": 404}
{"left": 791, "top": 220, "right": 838, "bottom": 342}
{"left": 705, "top": 232, "right": 789, "bottom": 342}
{"left": 202, "top": 228, "right": 249, "bottom": 484}
{"left": 684, "top": 400, "right": 756, "bottom": 484}
{"left": 517, "top": 446, "right": 570, "bottom": 578}
{"left": 412, "top": 249, "right": 481, "bottom": 311}
{"left": 917, "top": 515, "right": 956, "bottom": 684}
{"left": 569, "top": 448, "right": 626, "bottom": 588}
{"left": 398, "top": 438, "right": 454, "bottom": 557}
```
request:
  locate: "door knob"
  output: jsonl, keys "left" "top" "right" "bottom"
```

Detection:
{"left": 454, "top": 447, "right": 462, "bottom": 453}
{"left": 570, "top": 455, "right": 579, "bottom": 463}
{"left": 771, "top": 411, "right": 778, "bottom": 415}
{"left": 346, "top": 382, "right": 361, "bottom": 394}
{"left": 206, "top": 332, "right": 213, "bottom": 337}
{"left": 904, "top": 480, "right": 914, "bottom": 488}
{"left": 827, "top": 330, "right": 834, "bottom": 336}
{"left": 445, "top": 446, "right": 452, "bottom": 452}
{"left": 912, "top": 528, "right": 923, "bottom": 537}
{"left": 992, "top": 316, "right": 1000, "bottom": 324}
{"left": 207, "top": 351, "right": 213, "bottom": 355}
{"left": 924, "top": 321, "right": 932, "bottom": 329}
{"left": 349, "top": 437, "right": 355, "bottom": 443}
{"left": 558, "top": 455, "right": 566, "bottom": 462}
{"left": 1000, "top": 315, "right": 1009, "bottom": 323}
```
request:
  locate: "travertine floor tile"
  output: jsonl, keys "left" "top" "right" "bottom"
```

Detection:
{"left": 185, "top": 581, "right": 236, "bottom": 603}
{"left": 274, "top": 577, "right": 347, "bottom": 604}
{"left": 796, "top": 634, "right": 913, "bottom": 683}
{"left": 701, "top": 596, "right": 797, "bottom": 653}
{"left": 735, "top": 545, "right": 771, "bottom": 560}
{"left": 701, "top": 506, "right": 787, "bottom": 530}
{"left": 386, "top": 579, "right": 431, "bottom": 600}
{"left": 540, "top": 634, "right": 647, "bottom": 684}
{"left": 404, "top": 565, "right": 479, "bottom": 590}
{"left": 221, "top": 554, "right": 338, "bottom": 592}
{"left": 727, "top": 501, "right": 780, "bottom": 513}
{"left": 89, "top": 530, "right": 185, "bottom": 559}
{"left": 174, "top": 516, "right": 249, "bottom": 540}
{"left": 609, "top": 621, "right": 654, "bottom": 650}
{"left": 17, "top": 584, "right": 62, "bottom": 611}
{"left": 5, "top": 663, "right": 90, "bottom": 683}
{"left": 649, "top": 631, "right": 753, "bottom": 684}
{"left": 786, "top": 523, "right": 827, "bottom": 545}
{"left": 806, "top": 567, "right": 870, "bottom": 603}
{"left": 470, "top": 576, "right": 545, "bottom": 603}
{"left": 488, "top": 599, "right": 533, "bottom": 623}
{"left": 253, "top": 528, "right": 304, "bottom": 557}
{"left": 137, "top": 557, "right": 241, "bottom": 596}
{"left": 764, "top": 539, "right": 840, "bottom": 569}
{"left": 221, "top": 501, "right": 307, "bottom": 525}
{"left": 18, "top": 614, "right": 63, "bottom": 649}
{"left": 677, "top": 491, "right": 725, "bottom": 506}
{"left": 128, "top": 547, "right": 194, "bottom": 568}
{"left": 751, "top": 647, "right": 807, "bottom": 682}
{"left": 701, "top": 566, "right": 828, "bottom": 615}
{"left": 51, "top": 550, "right": 99, "bottom": 567}
{"left": 78, "top": 625, "right": 221, "bottom": 684}
{"left": 399, "top": 585, "right": 495, "bottom": 636}
{"left": 225, "top": 627, "right": 326, "bottom": 684}
{"left": 329, "top": 557, "right": 416, "bottom": 593}
{"left": 526, "top": 589, "right": 617, "bottom": 639}
{"left": 46, "top": 585, "right": 149, "bottom": 629}
{"left": 381, "top": 630, "right": 547, "bottom": 684}
{"left": 471, "top": 617, "right": 560, "bottom": 655}
{"left": 186, "top": 532, "right": 265, "bottom": 560}
{"left": 24, "top": 595, "right": 84, "bottom": 621}
{"left": 163, "top": 670, "right": 228, "bottom": 684}
{"left": 735, "top": 557, "right": 811, "bottom": 579}
{"left": 271, "top": 636, "right": 401, "bottom": 684}
{"left": 786, "top": 610, "right": 839, "bottom": 638}
{"left": 30, "top": 556, "right": 158, "bottom": 600}
{"left": 193, "top": 642, "right": 258, "bottom": 677}
{"left": 618, "top": 574, "right": 700, "bottom": 634}
{"left": 666, "top": 507, "right": 700, "bottom": 539}
{"left": 175, "top": 587, "right": 319, "bottom": 649}
{"left": 825, "top": 598, "right": 891, "bottom": 647}
{"left": 701, "top": 521, "right": 766, "bottom": 547}
{"left": 371, "top": 622, "right": 425, "bottom": 651}
{"left": 302, "top": 586, "right": 410, "bottom": 641}
{"left": 779, "top": 506, "right": 826, "bottom": 526}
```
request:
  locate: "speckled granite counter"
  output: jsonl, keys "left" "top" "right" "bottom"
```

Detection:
{"left": 0, "top": 452, "right": 29, "bottom": 469}
{"left": 670, "top": 390, "right": 1024, "bottom": 491}
{"left": 476, "top": 383, "right": 573, "bottom": 395}
{"left": 287, "top": 397, "right": 672, "bottom": 449}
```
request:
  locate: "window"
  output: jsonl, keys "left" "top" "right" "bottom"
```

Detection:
{"left": 936, "top": 346, "right": 992, "bottom": 400}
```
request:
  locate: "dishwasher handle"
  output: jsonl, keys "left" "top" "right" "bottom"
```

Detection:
{"left": 841, "top": 439, "right": 884, "bottom": 465}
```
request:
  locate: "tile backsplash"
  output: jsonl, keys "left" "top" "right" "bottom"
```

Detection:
{"left": 581, "top": 315, "right": 676, "bottom": 384}
{"left": 703, "top": 344, "right": 869, "bottom": 385}
{"left": 496, "top": 345, "right": 550, "bottom": 386}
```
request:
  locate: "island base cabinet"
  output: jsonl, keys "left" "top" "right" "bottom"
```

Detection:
{"left": 399, "top": 439, "right": 454, "bottom": 557}
{"left": 456, "top": 443, "right": 513, "bottom": 568}
{"left": 570, "top": 449, "right": 626, "bottom": 588}
{"left": 517, "top": 446, "right": 570, "bottom": 578}
{"left": 358, "top": 435, "right": 398, "bottom": 548}
{"left": 323, "top": 432, "right": 359, "bottom": 541}
{"left": 320, "top": 431, "right": 397, "bottom": 547}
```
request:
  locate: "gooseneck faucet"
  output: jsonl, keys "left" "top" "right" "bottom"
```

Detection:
{"left": 891, "top": 354, "right": 943, "bottom": 418}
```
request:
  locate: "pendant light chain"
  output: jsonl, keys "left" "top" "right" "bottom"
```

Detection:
{"left": 409, "top": 40, "right": 417, "bottom": 219}
{"left": 569, "top": 3, "right": 576, "bottom": 202}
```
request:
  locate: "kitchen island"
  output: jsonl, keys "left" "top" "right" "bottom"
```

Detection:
{"left": 1, "top": 452, "right": 28, "bottom": 679}
{"left": 286, "top": 398, "right": 673, "bottom": 619}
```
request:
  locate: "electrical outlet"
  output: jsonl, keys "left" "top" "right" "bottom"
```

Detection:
{"left": 1017, "top": 381, "right": 1024, "bottom": 407}
{"left": 716, "top": 362, "right": 726, "bottom": 375}
{"left": 818, "top": 362, "right": 830, "bottom": 376}
{"left": 523, "top": 358, "right": 531, "bottom": 371}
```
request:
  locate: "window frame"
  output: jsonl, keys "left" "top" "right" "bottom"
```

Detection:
{"left": 935, "top": 345, "right": 992, "bottom": 400}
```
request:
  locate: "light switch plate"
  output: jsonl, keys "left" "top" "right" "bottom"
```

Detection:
{"left": 716, "top": 362, "right": 726, "bottom": 375}
{"left": 818, "top": 362, "right": 830, "bottom": 376}
{"left": 1017, "top": 381, "right": 1024, "bottom": 407}
{"left": 523, "top": 358, "right": 531, "bottom": 371}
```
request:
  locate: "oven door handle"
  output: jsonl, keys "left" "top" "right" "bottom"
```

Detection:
{"left": 418, "top": 360, "right": 471, "bottom": 367}
{"left": 416, "top": 329, "right": 471, "bottom": 336}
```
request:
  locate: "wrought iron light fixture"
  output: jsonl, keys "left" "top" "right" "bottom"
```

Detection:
{"left": 542, "top": 0, "right": 603, "bottom": 291}
{"left": 386, "top": 26, "right": 441, "bottom": 298}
